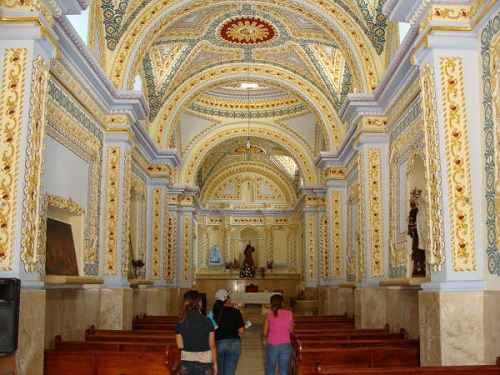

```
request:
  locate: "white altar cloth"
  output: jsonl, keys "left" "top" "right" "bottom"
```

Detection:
{"left": 230, "top": 292, "right": 280, "bottom": 305}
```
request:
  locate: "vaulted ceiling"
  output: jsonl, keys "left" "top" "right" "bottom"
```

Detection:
{"left": 88, "top": 0, "right": 393, "bottom": 189}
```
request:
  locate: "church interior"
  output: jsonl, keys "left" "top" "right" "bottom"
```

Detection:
{"left": 0, "top": 0, "right": 499, "bottom": 373}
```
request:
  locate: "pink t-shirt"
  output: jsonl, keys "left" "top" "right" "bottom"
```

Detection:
{"left": 267, "top": 309, "right": 293, "bottom": 345}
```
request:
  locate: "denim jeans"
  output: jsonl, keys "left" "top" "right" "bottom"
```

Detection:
{"left": 216, "top": 338, "right": 241, "bottom": 375}
{"left": 179, "top": 360, "right": 213, "bottom": 375}
{"left": 265, "top": 342, "right": 292, "bottom": 375}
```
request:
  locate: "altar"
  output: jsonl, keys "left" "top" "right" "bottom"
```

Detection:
{"left": 230, "top": 291, "right": 280, "bottom": 305}
{"left": 194, "top": 272, "right": 300, "bottom": 309}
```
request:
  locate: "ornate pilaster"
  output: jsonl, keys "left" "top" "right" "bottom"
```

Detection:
{"left": 0, "top": 10, "right": 57, "bottom": 282}
{"left": 199, "top": 222, "right": 209, "bottom": 269}
{"left": 288, "top": 224, "right": 297, "bottom": 272}
{"left": 101, "top": 129, "right": 133, "bottom": 286}
{"left": 355, "top": 133, "right": 390, "bottom": 286}
{"left": 411, "top": 4, "right": 496, "bottom": 290}
{"left": 266, "top": 223, "right": 273, "bottom": 264}
{"left": 300, "top": 189, "right": 326, "bottom": 287}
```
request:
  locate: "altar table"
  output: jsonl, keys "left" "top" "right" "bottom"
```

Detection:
{"left": 230, "top": 291, "right": 281, "bottom": 305}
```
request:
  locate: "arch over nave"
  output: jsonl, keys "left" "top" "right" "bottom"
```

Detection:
{"left": 0, "top": 1, "right": 499, "bottom": 373}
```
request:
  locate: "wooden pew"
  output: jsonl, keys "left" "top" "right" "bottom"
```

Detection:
{"left": 44, "top": 349, "right": 175, "bottom": 375}
{"left": 85, "top": 325, "right": 174, "bottom": 343}
{"left": 132, "top": 322, "right": 177, "bottom": 330}
{"left": 315, "top": 362, "right": 500, "bottom": 374}
{"left": 297, "top": 339, "right": 419, "bottom": 351}
{"left": 134, "top": 314, "right": 178, "bottom": 323}
{"left": 295, "top": 346, "right": 420, "bottom": 375}
{"left": 54, "top": 334, "right": 175, "bottom": 352}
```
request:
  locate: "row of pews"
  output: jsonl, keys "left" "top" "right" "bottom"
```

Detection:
{"left": 44, "top": 315, "right": 181, "bottom": 375}
{"left": 291, "top": 314, "right": 500, "bottom": 375}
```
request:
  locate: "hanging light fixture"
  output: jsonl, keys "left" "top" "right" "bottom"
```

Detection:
{"left": 235, "top": 59, "right": 265, "bottom": 155}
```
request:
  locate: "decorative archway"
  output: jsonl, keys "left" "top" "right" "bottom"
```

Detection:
{"left": 151, "top": 63, "right": 344, "bottom": 151}
{"left": 179, "top": 124, "right": 317, "bottom": 186}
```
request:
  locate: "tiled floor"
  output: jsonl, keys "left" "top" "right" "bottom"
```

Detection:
{"left": 236, "top": 324, "right": 266, "bottom": 374}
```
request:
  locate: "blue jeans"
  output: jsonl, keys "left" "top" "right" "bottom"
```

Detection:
{"left": 216, "top": 338, "right": 241, "bottom": 375}
{"left": 265, "top": 343, "right": 292, "bottom": 375}
{"left": 179, "top": 360, "right": 213, "bottom": 375}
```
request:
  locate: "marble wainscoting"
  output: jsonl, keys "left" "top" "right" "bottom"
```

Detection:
{"left": 45, "top": 288, "right": 101, "bottom": 346}
{"left": 19, "top": 289, "right": 46, "bottom": 375}
{"left": 419, "top": 290, "right": 500, "bottom": 366}
{"left": 320, "top": 286, "right": 355, "bottom": 317}
{"left": 354, "top": 286, "right": 420, "bottom": 339}
{"left": 132, "top": 287, "right": 181, "bottom": 317}
{"left": 99, "top": 288, "right": 133, "bottom": 329}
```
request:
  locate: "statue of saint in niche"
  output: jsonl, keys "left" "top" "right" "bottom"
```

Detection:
{"left": 240, "top": 242, "right": 256, "bottom": 278}
{"left": 210, "top": 245, "right": 223, "bottom": 264}
{"left": 407, "top": 189, "right": 426, "bottom": 276}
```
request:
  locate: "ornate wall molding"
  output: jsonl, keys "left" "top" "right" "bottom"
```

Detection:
{"left": 358, "top": 155, "right": 366, "bottom": 279}
{"left": 389, "top": 116, "right": 424, "bottom": 278}
{"left": 346, "top": 180, "right": 359, "bottom": 282}
{"left": 481, "top": 13, "right": 499, "bottom": 275}
{"left": 121, "top": 151, "right": 132, "bottom": 276}
{"left": 131, "top": 173, "right": 147, "bottom": 264}
{"left": 331, "top": 191, "right": 342, "bottom": 279}
{"left": 368, "top": 148, "right": 383, "bottom": 277}
{"left": 420, "top": 63, "right": 445, "bottom": 272}
{"left": 0, "top": 48, "right": 26, "bottom": 271}
{"left": 45, "top": 194, "right": 84, "bottom": 215}
{"left": 306, "top": 214, "right": 316, "bottom": 282}
{"left": 319, "top": 214, "right": 328, "bottom": 281}
{"left": 44, "top": 102, "right": 101, "bottom": 275}
{"left": 103, "top": 147, "right": 121, "bottom": 274}
{"left": 151, "top": 188, "right": 162, "bottom": 279}
{"left": 166, "top": 213, "right": 177, "bottom": 281}
{"left": 182, "top": 215, "right": 192, "bottom": 282}
{"left": 20, "top": 56, "right": 49, "bottom": 272}
{"left": 440, "top": 57, "right": 476, "bottom": 272}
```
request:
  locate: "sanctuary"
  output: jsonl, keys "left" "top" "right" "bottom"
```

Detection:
{"left": 0, "top": 0, "right": 499, "bottom": 374}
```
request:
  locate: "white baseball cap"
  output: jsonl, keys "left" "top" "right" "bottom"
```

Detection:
{"left": 215, "top": 289, "right": 230, "bottom": 301}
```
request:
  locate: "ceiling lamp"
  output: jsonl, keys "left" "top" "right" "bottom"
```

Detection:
{"left": 235, "top": 62, "right": 265, "bottom": 156}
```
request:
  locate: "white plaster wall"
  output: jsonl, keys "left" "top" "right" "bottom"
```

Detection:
{"left": 43, "top": 135, "right": 90, "bottom": 208}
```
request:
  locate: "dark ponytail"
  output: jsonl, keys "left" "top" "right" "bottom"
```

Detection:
{"left": 270, "top": 294, "right": 283, "bottom": 317}
{"left": 212, "top": 300, "right": 225, "bottom": 323}
{"left": 180, "top": 290, "right": 201, "bottom": 322}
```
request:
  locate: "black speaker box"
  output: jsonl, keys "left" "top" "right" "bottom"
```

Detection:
{"left": 0, "top": 278, "right": 20, "bottom": 354}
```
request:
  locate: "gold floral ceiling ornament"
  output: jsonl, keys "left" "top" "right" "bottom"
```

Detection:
{"left": 220, "top": 17, "right": 276, "bottom": 45}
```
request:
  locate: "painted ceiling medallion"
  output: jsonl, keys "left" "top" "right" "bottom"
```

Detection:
{"left": 220, "top": 17, "right": 275, "bottom": 44}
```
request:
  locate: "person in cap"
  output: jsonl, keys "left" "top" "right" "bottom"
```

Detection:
{"left": 211, "top": 289, "right": 245, "bottom": 375}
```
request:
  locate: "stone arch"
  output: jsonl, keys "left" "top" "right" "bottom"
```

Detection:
{"left": 201, "top": 161, "right": 296, "bottom": 202}
{"left": 179, "top": 124, "right": 317, "bottom": 186}
{"left": 107, "top": 0, "right": 381, "bottom": 94}
{"left": 151, "top": 63, "right": 344, "bottom": 151}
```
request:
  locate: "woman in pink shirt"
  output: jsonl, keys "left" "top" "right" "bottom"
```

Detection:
{"left": 262, "top": 294, "right": 294, "bottom": 375}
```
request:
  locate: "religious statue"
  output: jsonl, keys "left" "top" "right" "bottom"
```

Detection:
{"left": 239, "top": 242, "right": 256, "bottom": 278}
{"left": 209, "top": 245, "right": 223, "bottom": 264}
{"left": 408, "top": 189, "right": 426, "bottom": 276}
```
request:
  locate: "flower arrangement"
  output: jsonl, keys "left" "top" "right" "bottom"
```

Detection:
{"left": 131, "top": 259, "right": 145, "bottom": 279}
{"left": 266, "top": 260, "right": 274, "bottom": 269}
{"left": 224, "top": 261, "right": 233, "bottom": 270}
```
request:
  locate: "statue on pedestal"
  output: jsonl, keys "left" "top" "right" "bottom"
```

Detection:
{"left": 240, "top": 242, "right": 256, "bottom": 278}
{"left": 209, "top": 245, "right": 223, "bottom": 265}
{"left": 408, "top": 189, "right": 426, "bottom": 276}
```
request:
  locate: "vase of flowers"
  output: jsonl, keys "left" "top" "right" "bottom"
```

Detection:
{"left": 131, "top": 259, "right": 145, "bottom": 279}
